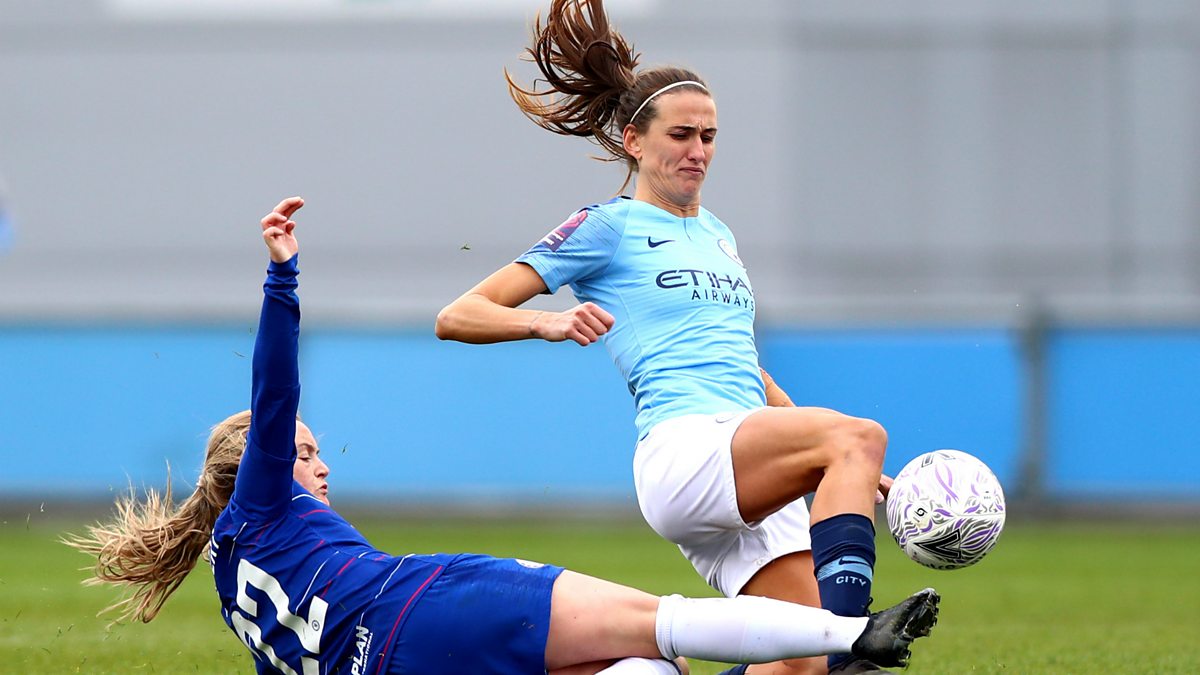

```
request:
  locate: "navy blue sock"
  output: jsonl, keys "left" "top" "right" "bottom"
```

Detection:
{"left": 811, "top": 513, "right": 877, "bottom": 669}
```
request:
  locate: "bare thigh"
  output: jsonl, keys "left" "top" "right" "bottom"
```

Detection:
{"left": 544, "top": 570, "right": 663, "bottom": 671}
{"left": 732, "top": 406, "right": 885, "bottom": 523}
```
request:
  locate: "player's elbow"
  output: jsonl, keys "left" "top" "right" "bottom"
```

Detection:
{"left": 434, "top": 304, "right": 458, "bottom": 341}
{"left": 434, "top": 297, "right": 478, "bottom": 342}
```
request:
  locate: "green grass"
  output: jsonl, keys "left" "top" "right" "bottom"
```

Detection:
{"left": 2, "top": 511, "right": 1197, "bottom": 674}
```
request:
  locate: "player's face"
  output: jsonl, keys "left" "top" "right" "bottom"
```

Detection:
{"left": 292, "top": 422, "right": 330, "bottom": 505}
{"left": 628, "top": 91, "right": 717, "bottom": 212}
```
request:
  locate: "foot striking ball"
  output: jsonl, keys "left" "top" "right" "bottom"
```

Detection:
{"left": 886, "top": 450, "right": 1006, "bottom": 570}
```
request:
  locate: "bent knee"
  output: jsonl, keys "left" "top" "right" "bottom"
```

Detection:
{"left": 831, "top": 416, "right": 887, "bottom": 468}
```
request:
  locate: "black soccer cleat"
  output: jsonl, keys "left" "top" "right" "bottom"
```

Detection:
{"left": 849, "top": 587, "right": 940, "bottom": 668}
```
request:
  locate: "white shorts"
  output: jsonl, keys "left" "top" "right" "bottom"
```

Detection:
{"left": 633, "top": 410, "right": 813, "bottom": 598}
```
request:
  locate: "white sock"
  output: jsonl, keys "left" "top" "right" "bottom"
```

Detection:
{"left": 654, "top": 594, "right": 869, "bottom": 663}
{"left": 596, "top": 657, "right": 682, "bottom": 674}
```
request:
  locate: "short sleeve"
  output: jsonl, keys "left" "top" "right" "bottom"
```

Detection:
{"left": 516, "top": 207, "right": 622, "bottom": 292}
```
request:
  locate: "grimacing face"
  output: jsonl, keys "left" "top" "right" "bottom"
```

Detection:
{"left": 625, "top": 90, "right": 717, "bottom": 213}
{"left": 292, "top": 422, "right": 330, "bottom": 504}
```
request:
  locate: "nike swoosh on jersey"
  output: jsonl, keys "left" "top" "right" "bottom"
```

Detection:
{"left": 647, "top": 237, "right": 674, "bottom": 248}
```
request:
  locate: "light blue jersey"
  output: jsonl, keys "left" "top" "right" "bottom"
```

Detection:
{"left": 518, "top": 197, "right": 766, "bottom": 439}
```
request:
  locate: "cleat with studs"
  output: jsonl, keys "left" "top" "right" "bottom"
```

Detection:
{"left": 849, "top": 587, "right": 940, "bottom": 668}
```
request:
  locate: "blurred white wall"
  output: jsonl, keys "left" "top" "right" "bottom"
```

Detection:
{"left": 0, "top": 0, "right": 1196, "bottom": 324}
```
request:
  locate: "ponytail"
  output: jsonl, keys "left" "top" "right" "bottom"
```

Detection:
{"left": 507, "top": 0, "right": 708, "bottom": 192}
{"left": 64, "top": 411, "right": 250, "bottom": 623}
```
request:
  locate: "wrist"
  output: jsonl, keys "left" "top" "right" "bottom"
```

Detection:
{"left": 527, "top": 311, "right": 545, "bottom": 338}
{"left": 267, "top": 254, "right": 299, "bottom": 274}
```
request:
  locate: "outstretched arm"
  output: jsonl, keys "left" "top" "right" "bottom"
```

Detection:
{"left": 252, "top": 197, "right": 302, "bottom": 413}
{"left": 232, "top": 197, "right": 304, "bottom": 517}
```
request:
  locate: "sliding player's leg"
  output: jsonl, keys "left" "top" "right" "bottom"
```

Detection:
{"left": 545, "top": 570, "right": 939, "bottom": 672}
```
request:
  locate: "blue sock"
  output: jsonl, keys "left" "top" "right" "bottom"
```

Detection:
{"left": 811, "top": 513, "right": 877, "bottom": 669}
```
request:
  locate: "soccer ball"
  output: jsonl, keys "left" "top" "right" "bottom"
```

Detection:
{"left": 885, "top": 449, "right": 1006, "bottom": 570}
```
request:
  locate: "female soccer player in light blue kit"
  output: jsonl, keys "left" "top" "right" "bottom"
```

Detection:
{"left": 70, "top": 198, "right": 937, "bottom": 675}
{"left": 436, "top": 2, "right": 925, "bottom": 674}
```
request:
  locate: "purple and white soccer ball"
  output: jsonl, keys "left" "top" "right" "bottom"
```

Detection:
{"left": 885, "top": 449, "right": 1006, "bottom": 570}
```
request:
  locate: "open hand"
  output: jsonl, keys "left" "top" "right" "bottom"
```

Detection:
{"left": 262, "top": 196, "right": 303, "bottom": 262}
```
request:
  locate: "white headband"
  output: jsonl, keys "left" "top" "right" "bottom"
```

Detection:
{"left": 629, "top": 80, "right": 708, "bottom": 123}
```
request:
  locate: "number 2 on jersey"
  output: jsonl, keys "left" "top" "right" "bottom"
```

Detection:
{"left": 231, "top": 558, "right": 328, "bottom": 675}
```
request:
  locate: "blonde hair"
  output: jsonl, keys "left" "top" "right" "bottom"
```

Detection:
{"left": 64, "top": 410, "right": 251, "bottom": 623}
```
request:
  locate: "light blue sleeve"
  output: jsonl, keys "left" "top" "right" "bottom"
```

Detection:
{"left": 515, "top": 206, "right": 622, "bottom": 292}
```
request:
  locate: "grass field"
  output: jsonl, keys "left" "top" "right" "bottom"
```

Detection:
{"left": 1, "top": 510, "right": 1197, "bottom": 674}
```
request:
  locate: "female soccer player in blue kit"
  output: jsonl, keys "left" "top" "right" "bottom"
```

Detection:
{"left": 70, "top": 198, "right": 936, "bottom": 675}
{"left": 436, "top": 2, "right": 920, "bottom": 674}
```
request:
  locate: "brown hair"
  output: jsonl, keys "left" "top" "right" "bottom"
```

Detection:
{"left": 64, "top": 410, "right": 251, "bottom": 623}
{"left": 506, "top": 0, "right": 709, "bottom": 191}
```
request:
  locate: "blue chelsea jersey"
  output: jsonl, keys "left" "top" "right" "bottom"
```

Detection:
{"left": 517, "top": 197, "right": 766, "bottom": 439}
{"left": 210, "top": 257, "right": 455, "bottom": 675}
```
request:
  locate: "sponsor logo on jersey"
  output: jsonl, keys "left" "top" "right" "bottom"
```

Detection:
{"left": 647, "top": 236, "right": 674, "bottom": 248}
{"left": 350, "top": 625, "right": 373, "bottom": 675}
{"left": 515, "top": 559, "right": 546, "bottom": 569}
{"left": 654, "top": 268, "right": 755, "bottom": 311}
{"left": 538, "top": 210, "right": 588, "bottom": 252}
{"left": 655, "top": 269, "right": 751, "bottom": 294}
